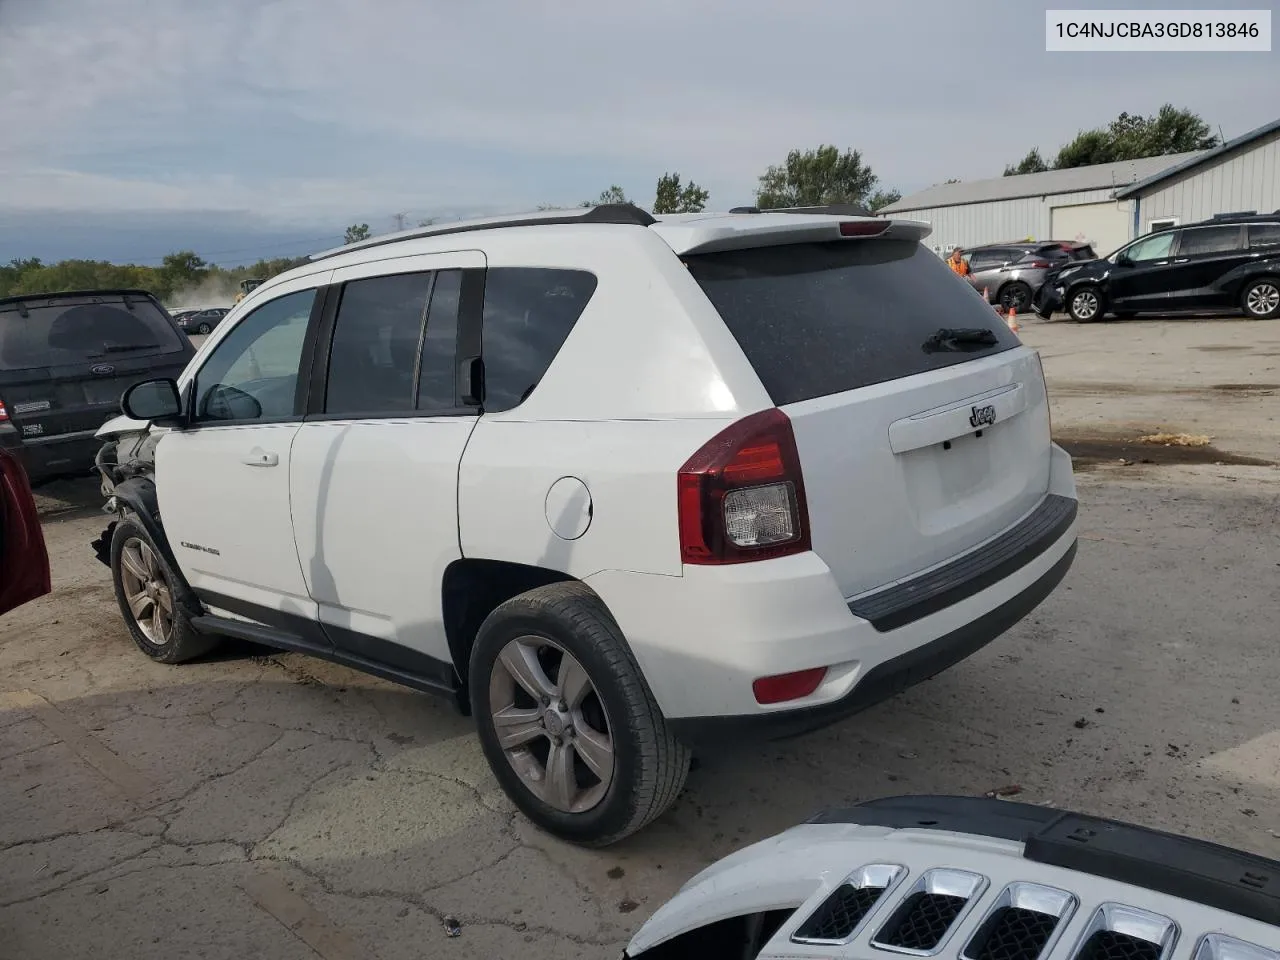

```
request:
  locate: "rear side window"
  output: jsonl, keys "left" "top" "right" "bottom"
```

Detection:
{"left": 1248, "top": 223, "right": 1280, "bottom": 249}
{"left": 481, "top": 268, "right": 598, "bottom": 412}
{"left": 0, "top": 295, "right": 184, "bottom": 371}
{"left": 684, "top": 240, "right": 1021, "bottom": 406}
{"left": 1178, "top": 226, "right": 1243, "bottom": 256}
{"left": 326, "top": 272, "right": 432, "bottom": 415}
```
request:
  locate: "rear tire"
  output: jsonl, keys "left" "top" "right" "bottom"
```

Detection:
{"left": 110, "top": 516, "right": 217, "bottom": 664}
{"left": 470, "top": 581, "right": 690, "bottom": 846}
{"left": 197, "top": 323, "right": 212, "bottom": 335}
{"left": 1241, "top": 279, "right": 1280, "bottom": 319}
{"left": 998, "top": 281, "right": 1033, "bottom": 314}
{"left": 1068, "top": 285, "right": 1105, "bottom": 323}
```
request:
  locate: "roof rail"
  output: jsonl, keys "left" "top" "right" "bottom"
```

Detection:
{"left": 309, "top": 203, "right": 657, "bottom": 262}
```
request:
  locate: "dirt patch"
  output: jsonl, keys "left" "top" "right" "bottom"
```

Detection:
{"left": 1211, "top": 383, "right": 1280, "bottom": 392}
{"left": 1137, "top": 432, "right": 1212, "bottom": 447}
{"left": 1194, "top": 344, "right": 1251, "bottom": 352}
{"left": 1058, "top": 435, "right": 1273, "bottom": 470}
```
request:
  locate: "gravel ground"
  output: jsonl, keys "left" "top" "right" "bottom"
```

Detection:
{"left": 3, "top": 315, "right": 1279, "bottom": 960}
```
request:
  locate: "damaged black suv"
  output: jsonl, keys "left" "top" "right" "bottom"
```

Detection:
{"left": 0, "top": 290, "right": 195, "bottom": 482}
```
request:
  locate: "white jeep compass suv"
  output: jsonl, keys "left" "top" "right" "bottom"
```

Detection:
{"left": 92, "top": 204, "right": 1078, "bottom": 846}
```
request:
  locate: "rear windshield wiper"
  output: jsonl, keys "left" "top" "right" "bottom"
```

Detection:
{"left": 99, "top": 342, "right": 161, "bottom": 354}
{"left": 923, "top": 328, "right": 999, "bottom": 353}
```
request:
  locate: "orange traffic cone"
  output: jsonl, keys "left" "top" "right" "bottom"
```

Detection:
{"left": 1006, "top": 307, "right": 1020, "bottom": 333}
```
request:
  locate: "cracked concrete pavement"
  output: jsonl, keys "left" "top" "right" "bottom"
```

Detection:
{"left": 3, "top": 316, "right": 1279, "bottom": 959}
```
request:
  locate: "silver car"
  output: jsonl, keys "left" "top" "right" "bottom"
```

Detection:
{"left": 965, "top": 241, "right": 1097, "bottom": 312}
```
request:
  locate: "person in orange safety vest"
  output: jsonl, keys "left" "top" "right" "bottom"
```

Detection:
{"left": 947, "top": 246, "right": 970, "bottom": 277}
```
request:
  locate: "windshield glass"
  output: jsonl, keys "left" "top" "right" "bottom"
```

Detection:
{"left": 0, "top": 295, "right": 185, "bottom": 371}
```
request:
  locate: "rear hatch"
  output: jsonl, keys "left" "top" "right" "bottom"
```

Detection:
{"left": 685, "top": 238, "right": 1051, "bottom": 598}
{"left": 0, "top": 292, "right": 194, "bottom": 443}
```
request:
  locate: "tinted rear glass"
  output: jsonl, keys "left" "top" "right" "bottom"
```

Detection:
{"left": 685, "top": 240, "right": 1021, "bottom": 406}
{"left": 0, "top": 295, "right": 185, "bottom": 371}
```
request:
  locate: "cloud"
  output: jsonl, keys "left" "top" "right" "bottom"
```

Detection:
{"left": 1, "top": 0, "right": 1277, "bottom": 239}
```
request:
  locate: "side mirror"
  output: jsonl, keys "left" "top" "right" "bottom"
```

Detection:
{"left": 203, "top": 384, "right": 262, "bottom": 422}
{"left": 1115, "top": 252, "right": 1133, "bottom": 267}
{"left": 121, "top": 378, "right": 184, "bottom": 426}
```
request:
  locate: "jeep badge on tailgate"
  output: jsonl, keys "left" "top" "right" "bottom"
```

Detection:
{"left": 969, "top": 404, "right": 997, "bottom": 428}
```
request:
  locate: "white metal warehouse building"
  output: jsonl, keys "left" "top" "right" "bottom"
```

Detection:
{"left": 882, "top": 117, "right": 1280, "bottom": 257}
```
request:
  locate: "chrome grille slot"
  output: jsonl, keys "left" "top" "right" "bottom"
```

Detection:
{"left": 793, "top": 863, "right": 905, "bottom": 946}
{"left": 1194, "top": 934, "right": 1280, "bottom": 960}
{"left": 963, "top": 883, "right": 1077, "bottom": 960}
{"left": 872, "top": 868, "right": 989, "bottom": 955}
{"left": 1072, "top": 904, "right": 1178, "bottom": 960}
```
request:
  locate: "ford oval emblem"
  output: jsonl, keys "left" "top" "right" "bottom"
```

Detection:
{"left": 91, "top": 363, "right": 115, "bottom": 376}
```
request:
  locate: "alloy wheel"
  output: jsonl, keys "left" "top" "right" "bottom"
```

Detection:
{"left": 118, "top": 537, "right": 175, "bottom": 646}
{"left": 488, "top": 636, "right": 615, "bottom": 814}
{"left": 1072, "top": 290, "right": 1099, "bottom": 320}
{"left": 1001, "top": 285, "right": 1030, "bottom": 312}
{"left": 1246, "top": 282, "right": 1279, "bottom": 317}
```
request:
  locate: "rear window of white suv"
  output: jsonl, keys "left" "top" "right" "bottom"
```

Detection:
{"left": 684, "top": 239, "right": 1021, "bottom": 406}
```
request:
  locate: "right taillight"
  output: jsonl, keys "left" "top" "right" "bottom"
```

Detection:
{"left": 677, "top": 408, "right": 811, "bottom": 565}
{"left": 0, "top": 400, "right": 8, "bottom": 423}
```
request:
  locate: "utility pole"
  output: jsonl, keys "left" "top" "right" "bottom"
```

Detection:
{"left": 392, "top": 212, "right": 408, "bottom": 231}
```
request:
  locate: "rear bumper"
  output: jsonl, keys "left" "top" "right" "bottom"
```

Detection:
{"left": 588, "top": 444, "right": 1078, "bottom": 745}
{"left": 667, "top": 541, "right": 1075, "bottom": 745}
{"left": 0, "top": 428, "right": 101, "bottom": 483}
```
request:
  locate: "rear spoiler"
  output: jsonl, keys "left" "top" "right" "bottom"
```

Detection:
{"left": 664, "top": 215, "right": 932, "bottom": 256}
{"left": 729, "top": 203, "right": 878, "bottom": 218}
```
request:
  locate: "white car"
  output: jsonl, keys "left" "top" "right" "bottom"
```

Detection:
{"left": 92, "top": 204, "right": 1078, "bottom": 845}
{"left": 624, "top": 795, "right": 1280, "bottom": 959}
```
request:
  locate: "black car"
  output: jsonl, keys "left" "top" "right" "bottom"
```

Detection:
{"left": 1035, "top": 213, "right": 1280, "bottom": 322}
{"left": 0, "top": 290, "right": 195, "bottom": 482}
{"left": 173, "top": 306, "right": 229, "bottom": 335}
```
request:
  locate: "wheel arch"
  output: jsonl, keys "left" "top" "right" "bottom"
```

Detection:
{"left": 442, "top": 558, "right": 597, "bottom": 710}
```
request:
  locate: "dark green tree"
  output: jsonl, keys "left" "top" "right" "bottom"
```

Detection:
{"left": 1052, "top": 106, "right": 1219, "bottom": 169}
{"left": 652, "top": 172, "right": 709, "bottom": 214}
{"left": 755, "top": 145, "right": 884, "bottom": 208}
{"left": 1003, "top": 149, "right": 1050, "bottom": 177}
{"left": 344, "top": 223, "right": 371, "bottom": 244}
{"left": 867, "top": 188, "right": 903, "bottom": 211}
{"left": 582, "top": 185, "right": 630, "bottom": 207}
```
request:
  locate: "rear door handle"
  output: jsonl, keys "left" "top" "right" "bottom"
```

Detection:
{"left": 1173, "top": 258, "right": 1189, "bottom": 263}
{"left": 241, "top": 448, "right": 279, "bottom": 467}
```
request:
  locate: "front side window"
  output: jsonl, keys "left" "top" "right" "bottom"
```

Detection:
{"left": 417, "top": 270, "right": 463, "bottom": 411}
{"left": 325, "top": 272, "right": 432, "bottom": 415}
{"left": 193, "top": 289, "right": 315, "bottom": 423}
{"left": 1123, "top": 232, "right": 1176, "bottom": 263}
{"left": 481, "top": 268, "right": 598, "bottom": 412}
{"left": 1178, "top": 226, "right": 1244, "bottom": 257}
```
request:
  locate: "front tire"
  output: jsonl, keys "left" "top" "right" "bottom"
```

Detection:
{"left": 197, "top": 323, "right": 212, "bottom": 335}
{"left": 110, "top": 516, "right": 218, "bottom": 664}
{"left": 1242, "top": 279, "right": 1280, "bottom": 319}
{"left": 470, "top": 581, "right": 690, "bottom": 846}
{"left": 1068, "top": 285, "right": 1105, "bottom": 323}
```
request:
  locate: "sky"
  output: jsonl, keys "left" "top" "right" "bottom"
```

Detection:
{"left": 1, "top": 0, "right": 1276, "bottom": 265}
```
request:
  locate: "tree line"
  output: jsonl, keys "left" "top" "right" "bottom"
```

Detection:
{"left": 1002, "top": 104, "right": 1219, "bottom": 176}
{"left": 0, "top": 251, "right": 310, "bottom": 303}
{"left": 2, "top": 107, "right": 1219, "bottom": 300}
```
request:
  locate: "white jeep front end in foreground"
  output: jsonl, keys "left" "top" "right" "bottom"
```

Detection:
{"left": 625, "top": 795, "right": 1280, "bottom": 960}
